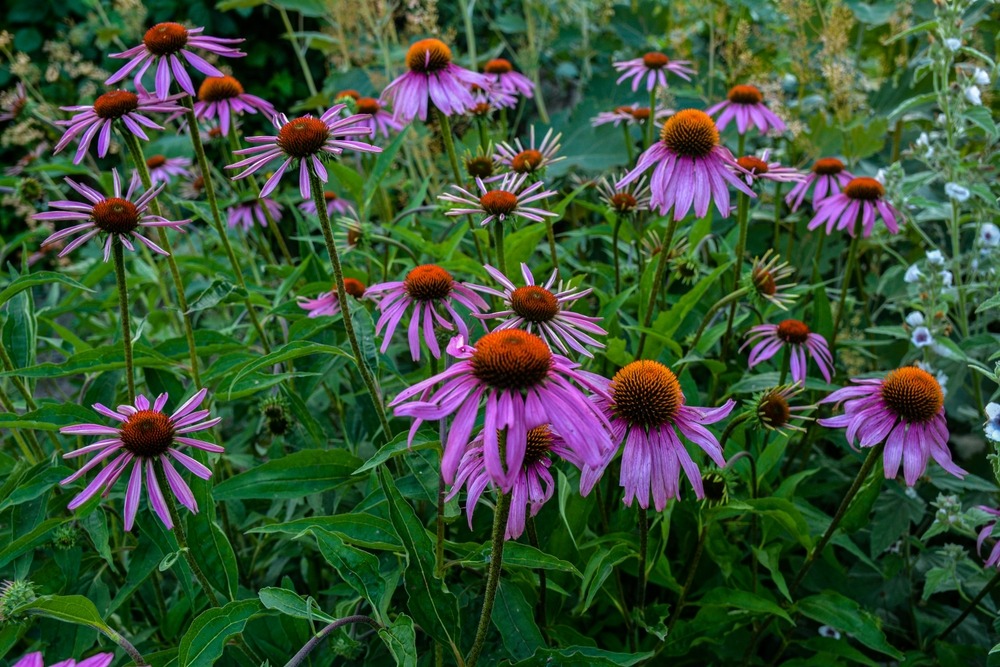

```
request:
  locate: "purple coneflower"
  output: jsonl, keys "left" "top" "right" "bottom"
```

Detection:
{"left": 381, "top": 38, "right": 490, "bottom": 122}
{"left": 227, "top": 104, "right": 381, "bottom": 199}
{"left": 818, "top": 367, "right": 966, "bottom": 486}
{"left": 298, "top": 278, "right": 366, "bottom": 318}
{"left": 741, "top": 319, "right": 833, "bottom": 383}
{"left": 581, "top": 360, "right": 735, "bottom": 510}
{"left": 352, "top": 96, "right": 404, "bottom": 138}
{"left": 617, "top": 109, "right": 754, "bottom": 220}
{"left": 298, "top": 191, "right": 352, "bottom": 217}
{"left": 493, "top": 127, "right": 563, "bottom": 175}
{"left": 0, "top": 82, "right": 28, "bottom": 122}
{"left": 194, "top": 75, "right": 276, "bottom": 136}
{"left": 613, "top": 52, "right": 695, "bottom": 91}
{"left": 146, "top": 154, "right": 192, "bottom": 184}
{"left": 36, "top": 169, "right": 189, "bottom": 261}
{"left": 807, "top": 176, "right": 901, "bottom": 237}
{"left": 6, "top": 142, "right": 48, "bottom": 176}
{"left": 734, "top": 150, "right": 805, "bottom": 186}
{"left": 448, "top": 425, "right": 583, "bottom": 540}
{"left": 366, "top": 264, "right": 488, "bottom": 361}
{"left": 977, "top": 507, "right": 1000, "bottom": 568}
{"left": 11, "top": 653, "right": 114, "bottom": 667}
{"left": 591, "top": 104, "right": 672, "bottom": 128}
{"left": 438, "top": 172, "right": 557, "bottom": 227}
{"left": 53, "top": 89, "right": 184, "bottom": 164}
{"left": 785, "top": 157, "right": 854, "bottom": 212}
{"left": 470, "top": 263, "right": 607, "bottom": 358}
{"left": 106, "top": 22, "right": 245, "bottom": 100}
{"left": 747, "top": 384, "right": 813, "bottom": 434}
{"left": 59, "top": 389, "right": 222, "bottom": 531}
{"left": 705, "top": 84, "right": 787, "bottom": 134}
{"left": 747, "top": 251, "right": 797, "bottom": 309}
{"left": 483, "top": 58, "right": 535, "bottom": 100}
{"left": 391, "top": 331, "right": 610, "bottom": 488}
{"left": 597, "top": 172, "right": 652, "bottom": 215}
{"left": 226, "top": 197, "right": 282, "bottom": 230}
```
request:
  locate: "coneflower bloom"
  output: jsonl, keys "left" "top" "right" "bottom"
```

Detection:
{"left": 617, "top": 108, "right": 754, "bottom": 220}
{"left": 59, "top": 389, "right": 222, "bottom": 531}
{"left": 380, "top": 38, "right": 490, "bottom": 122}
{"left": 469, "top": 84, "right": 517, "bottom": 116}
{"left": 36, "top": 170, "right": 189, "bottom": 261}
{"left": 741, "top": 319, "right": 833, "bottom": 383}
{"left": 464, "top": 146, "right": 503, "bottom": 181}
{"left": 11, "top": 653, "right": 114, "bottom": 667}
{"left": 818, "top": 367, "right": 967, "bottom": 487}
{"left": 0, "top": 82, "right": 29, "bottom": 123}
{"left": 439, "top": 172, "right": 558, "bottom": 227}
{"left": 706, "top": 85, "right": 787, "bottom": 134}
{"left": 597, "top": 173, "right": 652, "bottom": 215}
{"left": 194, "top": 75, "right": 276, "bottom": 135}
{"left": 366, "top": 264, "right": 488, "bottom": 360}
{"left": 785, "top": 158, "right": 854, "bottom": 212}
{"left": 807, "top": 177, "right": 901, "bottom": 237}
{"left": 298, "top": 191, "right": 352, "bottom": 217}
{"left": 335, "top": 90, "right": 361, "bottom": 103}
{"left": 734, "top": 150, "right": 805, "bottom": 186}
{"left": 494, "top": 127, "right": 564, "bottom": 175}
{"left": 613, "top": 52, "right": 695, "bottom": 91}
{"left": 448, "top": 425, "right": 582, "bottom": 540}
{"left": 747, "top": 384, "right": 813, "bottom": 434}
{"left": 53, "top": 90, "right": 184, "bottom": 164}
{"left": 483, "top": 58, "right": 535, "bottom": 100}
{"left": 106, "top": 22, "right": 245, "bottom": 100}
{"left": 298, "top": 278, "right": 366, "bottom": 318}
{"left": 470, "top": 263, "right": 607, "bottom": 357}
{"left": 591, "top": 104, "right": 672, "bottom": 128}
{"left": 146, "top": 154, "right": 192, "bottom": 184}
{"left": 353, "top": 96, "right": 404, "bottom": 138}
{"left": 226, "top": 197, "right": 282, "bottom": 230}
{"left": 976, "top": 507, "right": 1000, "bottom": 568}
{"left": 226, "top": 104, "right": 381, "bottom": 199}
{"left": 391, "top": 332, "right": 610, "bottom": 488}
{"left": 746, "top": 251, "right": 797, "bottom": 309}
{"left": 582, "top": 361, "right": 735, "bottom": 510}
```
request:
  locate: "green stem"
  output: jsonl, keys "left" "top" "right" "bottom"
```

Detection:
{"left": 227, "top": 129, "right": 294, "bottom": 265}
{"left": 666, "top": 524, "right": 708, "bottom": 633}
{"left": 948, "top": 199, "right": 970, "bottom": 338}
{"left": 526, "top": 517, "right": 547, "bottom": 625}
{"left": 308, "top": 166, "right": 392, "bottom": 442}
{"left": 544, "top": 218, "right": 559, "bottom": 279}
{"left": 622, "top": 124, "right": 634, "bottom": 164}
{"left": 831, "top": 211, "right": 864, "bottom": 355}
{"left": 778, "top": 347, "right": 790, "bottom": 386}
{"left": 637, "top": 506, "right": 648, "bottom": 612}
{"left": 466, "top": 490, "right": 512, "bottom": 667}
{"left": 458, "top": 0, "right": 478, "bottom": 68}
{"left": 284, "top": 616, "right": 382, "bottom": 667}
{"left": 612, "top": 213, "right": 623, "bottom": 292}
{"left": 111, "top": 240, "right": 135, "bottom": 403}
{"left": 277, "top": 8, "right": 321, "bottom": 110}
{"left": 492, "top": 222, "right": 507, "bottom": 276}
{"left": 181, "top": 96, "right": 271, "bottom": 354}
{"left": 120, "top": 130, "right": 202, "bottom": 387}
{"left": 646, "top": 86, "right": 657, "bottom": 150}
{"left": 689, "top": 288, "right": 750, "bottom": 351}
{"left": 435, "top": 107, "right": 487, "bottom": 266}
{"left": 720, "top": 190, "right": 751, "bottom": 356}
{"left": 772, "top": 183, "right": 783, "bottom": 249}
{"left": 938, "top": 570, "right": 1000, "bottom": 640}
{"left": 636, "top": 215, "right": 679, "bottom": 357}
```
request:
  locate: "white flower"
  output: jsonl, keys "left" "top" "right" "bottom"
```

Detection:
{"left": 818, "top": 625, "right": 842, "bottom": 640}
{"left": 944, "top": 38, "right": 962, "bottom": 51}
{"left": 939, "top": 270, "right": 953, "bottom": 287}
{"left": 904, "top": 264, "right": 923, "bottom": 283}
{"left": 926, "top": 249, "right": 945, "bottom": 265}
{"left": 973, "top": 68, "right": 991, "bottom": 86}
{"left": 944, "top": 182, "right": 970, "bottom": 202}
{"left": 986, "top": 403, "right": 1000, "bottom": 443}
{"left": 906, "top": 311, "right": 925, "bottom": 327}
{"left": 980, "top": 223, "right": 1000, "bottom": 247}
{"left": 911, "top": 326, "right": 934, "bottom": 348}
{"left": 875, "top": 168, "right": 887, "bottom": 184}
{"left": 965, "top": 86, "right": 982, "bottom": 106}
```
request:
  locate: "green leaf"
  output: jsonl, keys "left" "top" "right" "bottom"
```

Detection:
{"left": 492, "top": 581, "right": 544, "bottom": 660}
{"left": 797, "top": 591, "right": 903, "bottom": 658}
{"left": 227, "top": 340, "right": 352, "bottom": 396}
{"left": 354, "top": 431, "right": 440, "bottom": 474}
{"left": 258, "top": 586, "right": 337, "bottom": 624}
{"left": 0, "top": 271, "right": 91, "bottom": 307}
{"left": 187, "top": 518, "right": 239, "bottom": 600}
{"left": 12, "top": 595, "right": 110, "bottom": 633}
{"left": 379, "top": 614, "right": 417, "bottom": 667}
{"left": 699, "top": 588, "right": 792, "bottom": 623}
{"left": 578, "top": 543, "right": 633, "bottom": 613}
{"left": 6, "top": 344, "right": 173, "bottom": 378}
{"left": 510, "top": 647, "right": 654, "bottom": 666}
{"left": 378, "top": 467, "right": 462, "bottom": 659}
{"left": 0, "top": 518, "right": 65, "bottom": 567}
{"left": 976, "top": 292, "right": 1000, "bottom": 314}
{"left": 186, "top": 278, "right": 240, "bottom": 313}
{"left": 327, "top": 161, "right": 365, "bottom": 204}
{"left": 363, "top": 127, "right": 409, "bottom": 213}
{"left": 176, "top": 599, "right": 261, "bottom": 667}
{"left": 249, "top": 514, "right": 401, "bottom": 551}
{"left": 0, "top": 403, "right": 97, "bottom": 430}
{"left": 213, "top": 449, "right": 362, "bottom": 500}
{"left": 504, "top": 223, "right": 548, "bottom": 269}
{"left": 311, "top": 529, "right": 392, "bottom": 622}
{"left": 465, "top": 542, "right": 582, "bottom": 577}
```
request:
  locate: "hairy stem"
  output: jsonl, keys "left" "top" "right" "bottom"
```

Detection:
{"left": 832, "top": 211, "right": 864, "bottom": 354}
{"left": 284, "top": 615, "right": 382, "bottom": 667}
{"left": 466, "top": 490, "right": 513, "bottom": 667}
{"left": 111, "top": 240, "right": 135, "bottom": 403}
{"left": 435, "top": 107, "right": 487, "bottom": 265}
{"left": 636, "top": 215, "right": 679, "bottom": 357}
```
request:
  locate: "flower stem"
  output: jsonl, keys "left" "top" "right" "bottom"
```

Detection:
{"left": 119, "top": 130, "right": 203, "bottom": 388}
{"left": 284, "top": 615, "right": 382, "bottom": 667}
{"left": 544, "top": 218, "right": 560, "bottom": 279}
{"left": 227, "top": 129, "right": 294, "bottom": 265}
{"left": 434, "top": 107, "right": 487, "bottom": 266}
{"left": 622, "top": 124, "right": 634, "bottom": 164}
{"left": 308, "top": 165, "right": 392, "bottom": 442}
{"left": 637, "top": 506, "right": 648, "bottom": 611}
{"left": 666, "top": 523, "right": 708, "bottom": 633}
{"left": 466, "top": 489, "right": 512, "bottom": 667}
{"left": 0, "top": 341, "right": 61, "bottom": 453}
{"left": 778, "top": 347, "right": 790, "bottom": 386}
{"left": 526, "top": 517, "right": 547, "bottom": 624}
{"left": 154, "top": 462, "right": 223, "bottom": 607}
{"left": 492, "top": 222, "right": 507, "bottom": 276}
{"left": 938, "top": 570, "right": 1000, "bottom": 640}
{"left": 612, "top": 213, "right": 623, "bottom": 292}
{"left": 636, "top": 215, "right": 679, "bottom": 357}
{"left": 646, "top": 86, "right": 657, "bottom": 150}
{"left": 101, "top": 626, "right": 147, "bottom": 665}
{"left": 180, "top": 95, "right": 271, "bottom": 354}
{"left": 690, "top": 288, "right": 750, "bottom": 351}
{"left": 111, "top": 240, "right": 135, "bottom": 403}
{"left": 832, "top": 210, "right": 864, "bottom": 355}
{"left": 721, "top": 190, "right": 751, "bottom": 357}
